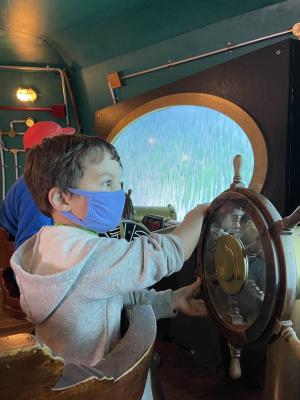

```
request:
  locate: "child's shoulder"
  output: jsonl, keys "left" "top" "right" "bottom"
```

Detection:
{"left": 39, "top": 224, "right": 99, "bottom": 242}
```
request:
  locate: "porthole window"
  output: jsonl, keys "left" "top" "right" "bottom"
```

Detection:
{"left": 109, "top": 94, "right": 267, "bottom": 221}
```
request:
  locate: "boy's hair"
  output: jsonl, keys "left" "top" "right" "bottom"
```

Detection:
{"left": 24, "top": 134, "right": 122, "bottom": 217}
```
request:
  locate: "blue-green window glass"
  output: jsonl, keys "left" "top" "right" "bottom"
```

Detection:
{"left": 113, "top": 105, "right": 254, "bottom": 221}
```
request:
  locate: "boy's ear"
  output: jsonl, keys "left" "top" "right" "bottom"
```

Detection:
{"left": 48, "top": 187, "right": 72, "bottom": 211}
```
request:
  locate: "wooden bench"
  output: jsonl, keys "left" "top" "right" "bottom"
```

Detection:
{"left": 0, "top": 228, "right": 34, "bottom": 335}
{"left": 0, "top": 305, "right": 157, "bottom": 400}
{"left": 0, "top": 311, "right": 34, "bottom": 337}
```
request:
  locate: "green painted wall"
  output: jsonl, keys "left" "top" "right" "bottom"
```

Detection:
{"left": 72, "top": 0, "right": 299, "bottom": 134}
{"left": 0, "top": 0, "right": 282, "bottom": 68}
{"left": 0, "top": 68, "right": 74, "bottom": 197}
{"left": 0, "top": 1, "right": 298, "bottom": 190}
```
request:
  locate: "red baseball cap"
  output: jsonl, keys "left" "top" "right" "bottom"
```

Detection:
{"left": 23, "top": 121, "right": 75, "bottom": 150}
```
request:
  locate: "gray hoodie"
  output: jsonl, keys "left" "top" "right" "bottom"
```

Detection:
{"left": 11, "top": 225, "right": 184, "bottom": 367}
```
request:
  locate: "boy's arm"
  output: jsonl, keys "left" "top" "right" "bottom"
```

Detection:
{"left": 124, "top": 289, "right": 176, "bottom": 320}
{"left": 172, "top": 204, "right": 208, "bottom": 261}
{"left": 76, "top": 231, "right": 185, "bottom": 297}
{"left": 80, "top": 203, "right": 207, "bottom": 297}
{"left": 124, "top": 278, "right": 207, "bottom": 320}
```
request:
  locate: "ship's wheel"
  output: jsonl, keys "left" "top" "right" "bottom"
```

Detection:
{"left": 197, "top": 155, "right": 300, "bottom": 378}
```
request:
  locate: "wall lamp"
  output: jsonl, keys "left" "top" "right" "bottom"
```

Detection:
{"left": 16, "top": 87, "right": 37, "bottom": 102}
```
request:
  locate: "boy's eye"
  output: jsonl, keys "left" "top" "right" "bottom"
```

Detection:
{"left": 103, "top": 180, "right": 112, "bottom": 187}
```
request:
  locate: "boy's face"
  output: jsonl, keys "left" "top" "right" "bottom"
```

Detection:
{"left": 67, "top": 151, "right": 123, "bottom": 220}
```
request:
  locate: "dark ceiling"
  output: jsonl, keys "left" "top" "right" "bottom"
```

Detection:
{"left": 0, "top": 0, "right": 285, "bottom": 68}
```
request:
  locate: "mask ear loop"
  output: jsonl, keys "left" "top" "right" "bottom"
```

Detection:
{"left": 59, "top": 189, "right": 87, "bottom": 224}
{"left": 67, "top": 188, "right": 90, "bottom": 221}
{"left": 80, "top": 191, "right": 92, "bottom": 221}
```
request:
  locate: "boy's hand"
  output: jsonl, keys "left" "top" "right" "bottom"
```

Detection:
{"left": 184, "top": 203, "right": 209, "bottom": 222}
{"left": 192, "top": 203, "right": 210, "bottom": 215}
{"left": 172, "top": 277, "right": 208, "bottom": 316}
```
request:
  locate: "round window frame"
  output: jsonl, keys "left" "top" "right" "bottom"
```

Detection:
{"left": 107, "top": 93, "right": 267, "bottom": 193}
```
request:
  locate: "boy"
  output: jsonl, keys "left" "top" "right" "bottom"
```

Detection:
{"left": 11, "top": 135, "right": 207, "bottom": 399}
{"left": 0, "top": 121, "right": 75, "bottom": 248}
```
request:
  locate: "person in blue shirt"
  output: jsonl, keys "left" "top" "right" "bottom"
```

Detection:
{"left": 0, "top": 121, "right": 75, "bottom": 248}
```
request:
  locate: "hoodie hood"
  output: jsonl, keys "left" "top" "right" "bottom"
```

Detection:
{"left": 10, "top": 228, "right": 90, "bottom": 324}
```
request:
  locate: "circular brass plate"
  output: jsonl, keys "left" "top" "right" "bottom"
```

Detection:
{"left": 215, "top": 234, "right": 248, "bottom": 295}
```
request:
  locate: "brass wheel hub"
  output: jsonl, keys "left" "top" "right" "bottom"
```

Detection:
{"left": 215, "top": 234, "right": 248, "bottom": 295}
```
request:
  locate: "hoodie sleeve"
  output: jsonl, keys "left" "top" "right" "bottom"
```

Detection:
{"left": 12, "top": 226, "right": 184, "bottom": 301}
{"left": 75, "top": 231, "right": 184, "bottom": 298}
{"left": 123, "top": 289, "right": 176, "bottom": 320}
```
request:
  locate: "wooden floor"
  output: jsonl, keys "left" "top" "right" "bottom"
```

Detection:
{"left": 155, "top": 340, "right": 263, "bottom": 400}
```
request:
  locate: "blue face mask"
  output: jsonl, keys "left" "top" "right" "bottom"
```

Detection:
{"left": 61, "top": 188, "right": 125, "bottom": 233}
